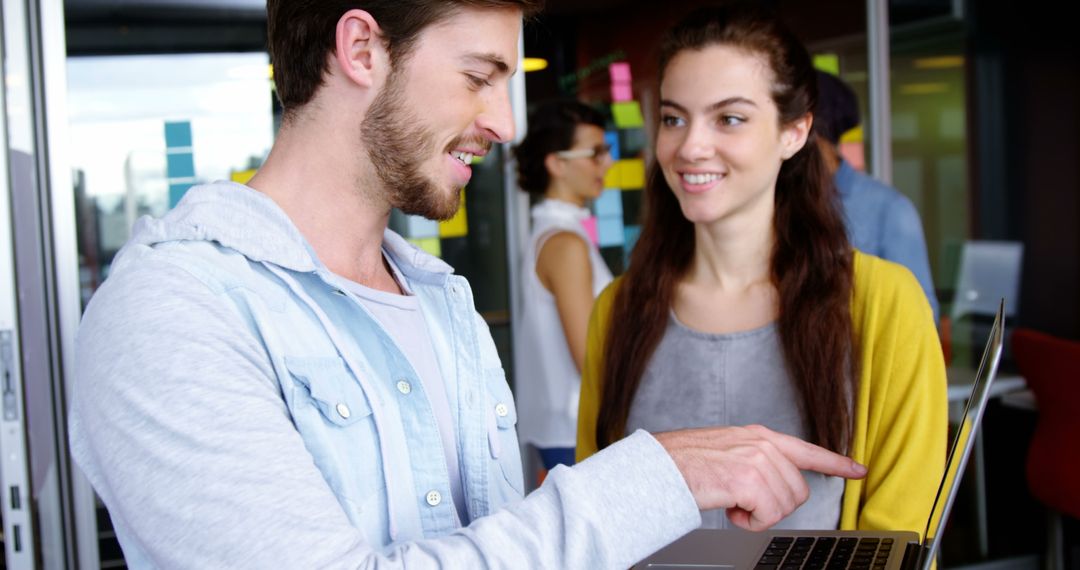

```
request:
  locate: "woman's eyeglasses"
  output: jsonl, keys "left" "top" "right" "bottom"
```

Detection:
{"left": 555, "top": 143, "right": 612, "bottom": 163}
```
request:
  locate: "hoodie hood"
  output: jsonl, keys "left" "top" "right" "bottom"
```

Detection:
{"left": 121, "top": 181, "right": 454, "bottom": 276}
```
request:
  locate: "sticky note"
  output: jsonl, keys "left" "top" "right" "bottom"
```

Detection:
{"left": 603, "top": 166, "right": 620, "bottom": 189}
{"left": 609, "top": 62, "right": 632, "bottom": 84}
{"left": 167, "top": 152, "right": 195, "bottom": 179}
{"left": 594, "top": 189, "right": 623, "bottom": 218}
{"left": 230, "top": 168, "right": 257, "bottom": 184}
{"left": 813, "top": 54, "right": 840, "bottom": 76}
{"left": 605, "top": 131, "right": 621, "bottom": 161}
{"left": 409, "top": 237, "right": 442, "bottom": 257}
{"left": 598, "top": 217, "right": 625, "bottom": 247}
{"left": 610, "top": 158, "right": 646, "bottom": 190}
{"left": 611, "top": 83, "right": 633, "bottom": 102}
{"left": 439, "top": 189, "right": 468, "bottom": 238}
{"left": 164, "top": 121, "right": 193, "bottom": 148}
{"left": 404, "top": 215, "right": 440, "bottom": 239}
{"left": 580, "top": 216, "right": 599, "bottom": 246}
{"left": 611, "top": 101, "right": 644, "bottom": 129}
{"left": 169, "top": 183, "right": 190, "bottom": 208}
{"left": 624, "top": 225, "right": 642, "bottom": 251}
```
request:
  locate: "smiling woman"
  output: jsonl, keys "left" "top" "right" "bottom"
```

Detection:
{"left": 577, "top": 3, "right": 948, "bottom": 538}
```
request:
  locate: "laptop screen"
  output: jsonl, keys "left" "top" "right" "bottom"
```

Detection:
{"left": 918, "top": 299, "right": 1005, "bottom": 569}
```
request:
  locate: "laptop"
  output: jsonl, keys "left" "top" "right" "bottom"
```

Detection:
{"left": 634, "top": 299, "right": 1007, "bottom": 570}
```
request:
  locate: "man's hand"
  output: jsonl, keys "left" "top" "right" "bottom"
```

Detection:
{"left": 654, "top": 425, "right": 867, "bottom": 531}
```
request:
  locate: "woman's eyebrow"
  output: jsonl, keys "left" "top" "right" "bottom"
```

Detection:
{"left": 660, "top": 96, "right": 758, "bottom": 113}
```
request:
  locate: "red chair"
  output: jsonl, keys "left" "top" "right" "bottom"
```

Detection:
{"left": 1012, "top": 328, "right": 1080, "bottom": 570}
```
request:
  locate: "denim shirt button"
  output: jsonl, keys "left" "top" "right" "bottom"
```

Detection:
{"left": 425, "top": 490, "right": 442, "bottom": 507}
{"left": 396, "top": 380, "right": 412, "bottom": 395}
{"left": 335, "top": 403, "right": 351, "bottom": 419}
{"left": 495, "top": 403, "right": 509, "bottom": 417}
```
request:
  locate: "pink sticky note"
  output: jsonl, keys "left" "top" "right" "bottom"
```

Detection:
{"left": 611, "top": 83, "right": 633, "bottom": 102}
{"left": 609, "top": 62, "right": 632, "bottom": 83}
{"left": 580, "top": 216, "right": 599, "bottom": 246}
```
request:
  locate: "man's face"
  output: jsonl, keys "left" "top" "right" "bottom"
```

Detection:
{"left": 360, "top": 7, "right": 520, "bottom": 221}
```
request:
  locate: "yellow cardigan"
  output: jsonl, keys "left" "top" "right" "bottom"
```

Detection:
{"left": 576, "top": 252, "right": 947, "bottom": 536}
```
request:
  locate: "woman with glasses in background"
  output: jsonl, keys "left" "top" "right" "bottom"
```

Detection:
{"left": 513, "top": 100, "right": 614, "bottom": 471}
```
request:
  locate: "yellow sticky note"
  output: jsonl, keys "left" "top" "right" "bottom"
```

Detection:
{"left": 611, "top": 101, "right": 644, "bottom": 129}
{"left": 439, "top": 189, "right": 468, "bottom": 238}
{"left": 230, "top": 168, "right": 257, "bottom": 184}
{"left": 604, "top": 165, "right": 621, "bottom": 188}
{"left": 617, "top": 158, "right": 646, "bottom": 190}
{"left": 409, "top": 237, "right": 442, "bottom": 257}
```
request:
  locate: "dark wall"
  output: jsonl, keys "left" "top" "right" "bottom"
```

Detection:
{"left": 969, "top": 0, "right": 1080, "bottom": 340}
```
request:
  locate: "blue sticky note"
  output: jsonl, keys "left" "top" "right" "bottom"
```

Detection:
{"left": 404, "top": 214, "right": 440, "bottom": 239}
{"left": 623, "top": 225, "right": 642, "bottom": 267}
{"left": 164, "top": 121, "right": 193, "bottom": 148}
{"left": 593, "top": 189, "right": 623, "bottom": 218}
{"left": 598, "top": 216, "right": 625, "bottom": 247}
{"left": 166, "top": 152, "right": 195, "bottom": 179}
{"left": 169, "top": 183, "right": 191, "bottom": 208}
{"left": 624, "top": 225, "right": 642, "bottom": 251}
{"left": 605, "top": 131, "right": 621, "bottom": 161}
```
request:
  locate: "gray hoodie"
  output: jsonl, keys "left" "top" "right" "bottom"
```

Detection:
{"left": 69, "top": 181, "right": 699, "bottom": 568}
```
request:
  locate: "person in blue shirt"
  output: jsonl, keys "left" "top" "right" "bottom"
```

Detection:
{"left": 816, "top": 70, "right": 940, "bottom": 321}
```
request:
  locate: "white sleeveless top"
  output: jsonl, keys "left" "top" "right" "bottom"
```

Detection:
{"left": 515, "top": 199, "right": 614, "bottom": 448}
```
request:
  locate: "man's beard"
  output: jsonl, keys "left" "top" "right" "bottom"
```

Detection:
{"left": 362, "top": 67, "right": 473, "bottom": 221}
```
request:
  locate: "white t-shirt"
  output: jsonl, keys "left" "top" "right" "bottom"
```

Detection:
{"left": 331, "top": 252, "right": 468, "bottom": 524}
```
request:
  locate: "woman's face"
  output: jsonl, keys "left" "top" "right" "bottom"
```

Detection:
{"left": 655, "top": 44, "right": 808, "bottom": 228}
{"left": 550, "top": 124, "right": 613, "bottom": 201}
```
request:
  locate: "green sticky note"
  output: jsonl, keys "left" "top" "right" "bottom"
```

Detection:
{"left": 409, "top": 237, "right": 442, "bottom": 257}
{"left": 611, "top": 101, "right": 644, "bottom": 129}
{"left": 813, "top": 54, "right": 840, "bottom": 76}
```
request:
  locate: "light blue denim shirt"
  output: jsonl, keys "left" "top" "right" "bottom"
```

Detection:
{"left": 69, "top": 182, "right": 699, "bottom": 568}
{"left": 836, "top": 160, "right": 940, "bottom": 321}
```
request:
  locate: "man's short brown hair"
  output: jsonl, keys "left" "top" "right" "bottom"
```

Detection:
{"left": 267, "top": 0, "right": 544, "bottom": 114}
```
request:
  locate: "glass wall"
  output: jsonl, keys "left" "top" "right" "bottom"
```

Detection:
{"left": 67, "top": 53, "right": 275, "bottom": 305}
{"left": 808, "top": 15, "right": 970, "bottom": 321}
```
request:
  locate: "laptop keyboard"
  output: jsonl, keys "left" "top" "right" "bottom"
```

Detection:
{"left": 754, "top": 536, "right": 894, "bottom": 570}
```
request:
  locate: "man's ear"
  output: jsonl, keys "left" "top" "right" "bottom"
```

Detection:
{"left": 334, "top": 9, "right": 385, "bottom": 88}
{"left": 780, "top": 112, "right": 813, "bottom": 160}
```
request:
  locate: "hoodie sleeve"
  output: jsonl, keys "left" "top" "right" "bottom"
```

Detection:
{"left": 70, "top": 252, "right": 699, "bottom": 569}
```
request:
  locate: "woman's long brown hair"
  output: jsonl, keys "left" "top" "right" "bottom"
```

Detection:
{"left": 596, "top": 5, "right": 857, "bottom": 454}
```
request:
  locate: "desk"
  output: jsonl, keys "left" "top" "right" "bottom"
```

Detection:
{"left": 946, "top": 366, "right": 1026, "bottom": 402}
{"left": 945, "top": 366, "right": 1027, "bottom": 560}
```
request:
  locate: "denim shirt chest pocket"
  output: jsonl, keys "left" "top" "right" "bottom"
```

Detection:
{"left": 485, "top": 368, "right": 525, "bottom": 501}
{"left": 283, "top": 356, "right": 386, "bottom": 520}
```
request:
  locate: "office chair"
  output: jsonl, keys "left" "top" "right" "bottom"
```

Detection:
{"left": 1012, "top": 328, "right": 1080, "bottom": 570}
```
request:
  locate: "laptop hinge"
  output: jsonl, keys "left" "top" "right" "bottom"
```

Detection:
{"left": 900, "top": 541, "right": 928, "bottom": 570}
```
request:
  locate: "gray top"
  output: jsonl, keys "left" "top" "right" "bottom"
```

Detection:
{"left": 626, "top": 313, "right": 843, "bottom": 530}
